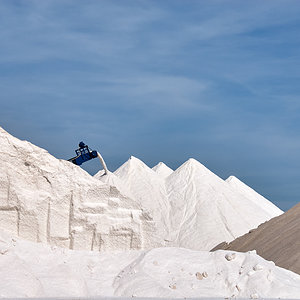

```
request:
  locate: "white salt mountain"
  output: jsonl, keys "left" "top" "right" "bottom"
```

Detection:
{"left": 1, "top": 127, "right": 295, "bottom": 298}
{"left": 166, "top": 159, "right": 282, "bottom": 250}
{"left": 96, "top": 156, "right": 171, "bottom": 242}
{"left": 1, "top": 230, "right": 300, "bottom": 298}
{"left": 96, "top": 157, "right": 283, "bottom": 250}
{"left": 0, "top": 125, "right": 283, "bottom": 253}
{"left": 0, "top": 127, "right": 157, "bottom": 251}
{"left": 152, "top": 162, "right": 173, "bottom": 178}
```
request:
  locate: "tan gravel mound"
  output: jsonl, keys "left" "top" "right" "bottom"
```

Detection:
{"left": 212, "top": 202, "right": 300, "bottom": 274}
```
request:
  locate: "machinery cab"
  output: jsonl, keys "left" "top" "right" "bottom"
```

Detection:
{"left": 68, "top": 142, "right": 98, "bottom": 166}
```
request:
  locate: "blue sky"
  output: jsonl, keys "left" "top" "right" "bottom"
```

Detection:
{"left": 1, "top": 0, "right": 300, "bottom": 210}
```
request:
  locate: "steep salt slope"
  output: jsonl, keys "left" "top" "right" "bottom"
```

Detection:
{"left": 96, "top": 157, "right": 282, "bottom": 251}
{"left": 212, "top": 202, "right": 300, "bottom": 275}
{"left": 226, "top": 176, "right": 283, "bottom": 218}
{"left": 0, "top": 127, "right": 156, "bottom": 251}
{"left": 152, "top": 162, "right": 173, "bottom": 179}
{"left": 165, "top": 159, "right": 282, "bottom": 250}
{"left": 105, "top": 156, "right": 171, "bottom": 242}
{"left": 1, "top": 231, "right": 300, "bottom": 298}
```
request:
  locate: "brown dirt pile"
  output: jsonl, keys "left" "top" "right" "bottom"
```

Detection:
{"left": 212, "top": 202, "right": 300, "bottom": 274}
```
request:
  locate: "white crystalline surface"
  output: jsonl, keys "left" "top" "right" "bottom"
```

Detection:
{"left": 0, "top": 126, "right": 293, "bottom": 299}
{"left": 152, "top": 162, "right": 174, "bottom": 179}
{"left": 226, "top": 175, "right": 283, "bottom": 218}
{"left": 0, "top": 127, "right": 156, "bottom": 251}
{"left": 165, "top": 159, "right": 282, "bottom": 250}
{"left": 0, "top": 231, "right": 299, "bottom": 298}
{"left": 97, "top": 156, "right": 172, "bottom": 243}
{"left": 95, "top": 157, "right": 283, "bottom": 250}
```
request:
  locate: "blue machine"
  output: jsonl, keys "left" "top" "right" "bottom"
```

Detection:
{"left": 68, "top": 142, "right": 98, "bottom": 166}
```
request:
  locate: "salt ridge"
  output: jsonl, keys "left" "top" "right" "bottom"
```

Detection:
{"left": 96, "top": 157, "right": 283, "bottom": 250}
{"left": 226, "top": 175, "right": 283, "bottom": 218}
{"left": 0, "top": 126, "right": 295, "bottom": 299}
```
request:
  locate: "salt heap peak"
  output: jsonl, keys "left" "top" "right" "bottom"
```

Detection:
{"left": 226, "top": 175, "right": 283, "bottom": 218}
{"left": 114, "top": 156, "right": 163, "bottom": 195}
{"left": 152, "top": 162, "right": 173, "bottom": 179}
{"left": 0, "top": 126, "right": 156, "bottom": 251}
{"left": 94, "top": 157, "right": 151, "bottom": 201}
{"left": 96, "top": 154, "right": 283, "bottom": 251}
{"left": 173, "top": 157, "right": 216, "bottom": 178}
{"left": 112, "top": 155, "right": 171, "bottom": 242}
{"left": 115, "top": 155, "right": 154, "bottom": 178}
{"left": 165, "top": 157, "right": 282, "bottom": 250}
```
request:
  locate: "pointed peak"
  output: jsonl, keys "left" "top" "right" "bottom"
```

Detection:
{"left": 152, "top": 162, "right": 172, "bottom": 171}
{"left": 127, "top": 155, "right": 149, "bottom": 167}
{"left": 152, "top": 161, "right": 165, "bottom": 168}
{"left": 226, "top": 175, "right": 283, "bottom": 215}
{"left": 118, "top": 155, "right": 148, "bottom": 167}
{"left": 180, "top": 158, "right": 206, "bottom": 169}
{"left": 172, "top": 158, "right": 219, "bottom": 180}
{"left": 114, "top": 155, "right": 152, "bottom": 178}
{"left": 227, "top": 174, "right": 260, "bottom": 194}
{"left": 152, "top": 162, "right": 173, "bottom": 179}
{"left": 226, "top": 175, "right": 239, "bottom": 183}
{"left": 226, "top": 176, "right": 249, "bottom": 188}
{"left": 186, "top": 158, "right": 200, "bottom": 164}
{"left": 129, "top": 155, "right": 139, "bottom": 160}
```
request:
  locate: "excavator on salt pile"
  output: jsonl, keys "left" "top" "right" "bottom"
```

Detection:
{"left": 68, "top": 141, "right": 108, "bottom": 175}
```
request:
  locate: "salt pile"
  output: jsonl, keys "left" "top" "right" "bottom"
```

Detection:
{"left": 0, "top": 231, "right": 300, "bottom": 298}
{"left": 1, "top": 126, "right": 296, "bottom": 299}
{"left": 152, "top": 162, "right": 174, "bottom": 178}
{"left": 165, "top": 159, "right": 283, "bottom": 250}
{"left": 96, "top": 156, "right": 283, "bottom": 250}
{"left": 226, "top": 175, "right": 283, "bottom": 218}
{"left": 0, "top": 127, "right": 157, "bottom": 251}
